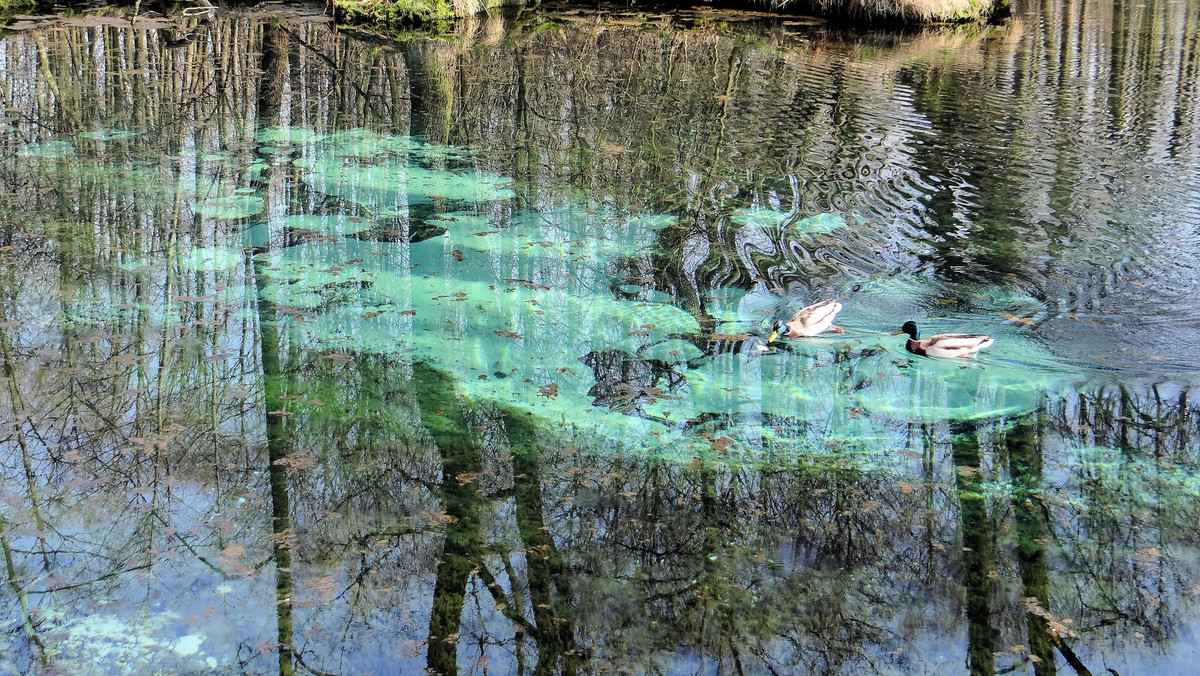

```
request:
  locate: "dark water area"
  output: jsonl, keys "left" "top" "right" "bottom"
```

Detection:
{"left": 1, "top": 0, "right": 1199, "bottom": 673}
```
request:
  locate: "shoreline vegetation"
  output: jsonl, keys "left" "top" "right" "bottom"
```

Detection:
{"left": 332, "top": 0, "right": 1006, "bottom": 29}
{"left": 0, "top": 0, "right": 1005, "bottom": 36}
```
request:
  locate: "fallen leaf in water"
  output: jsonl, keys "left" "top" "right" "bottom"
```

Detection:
{"left": 310, "top": 575, "right": 338, "bottom": 602}
{"left": 1133, "top": 547, "right": 1161, "bottom": 567}
{"left": 274, "top": 452, "right": 316, "bottom": 474}
{"left": 456, "top": 472, "right": 484, "bottom": 485}
{"left": 1001, "top": 312, "right": 1034, "bottom": 326}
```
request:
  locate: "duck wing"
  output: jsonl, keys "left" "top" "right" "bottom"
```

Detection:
{"left": 922, "top": 333, "right": 994, "bottom": 358}
{"left": 791, "top": 299, "right": 842, "bottom": 327}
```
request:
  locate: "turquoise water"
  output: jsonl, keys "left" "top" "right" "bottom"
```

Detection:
{"left": 2, "top": 1, "right": 1200, "bottom": 673}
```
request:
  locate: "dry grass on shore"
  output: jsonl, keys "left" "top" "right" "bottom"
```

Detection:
{"left": 755, "top": 0, "right": 996, "bottom": 22}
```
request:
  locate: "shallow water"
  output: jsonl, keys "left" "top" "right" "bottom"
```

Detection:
{"left": 1, "top": 0, "right": 1200, "bottom": 673}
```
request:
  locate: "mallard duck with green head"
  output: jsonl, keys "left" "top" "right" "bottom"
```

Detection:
{"left": 893, "top": 321, "right": 993, "bottom": 358}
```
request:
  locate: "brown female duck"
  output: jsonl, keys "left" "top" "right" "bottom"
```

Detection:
{"left": 768, "top": 299, "right": 844, "bottom": 342}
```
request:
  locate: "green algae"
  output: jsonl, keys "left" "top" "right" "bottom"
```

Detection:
{"left": 180, "top": 247, "right": 242, "bottom": 272}
{"left": 639, "top": 338, "right": 704, "bottom": 363}
{"left": 730, "top": 209, "right": 847, "bottom": 236}
{"left": 11, "top": 125, "right": 1088, "bottom": 467}
{"left": 628, "top": 213, "right": 678, "bottom": 230}
{"left": 17, "top": 140, "right": 75, "bottom": 158}
{"left": 221, "top": 130, "right": 1091, "bottom": 464}
{"left": 408, "top": 167, "right": 515, "bottom": 202}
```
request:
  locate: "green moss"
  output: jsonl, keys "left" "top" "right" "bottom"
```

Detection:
{"left": 334, "top": 0, "right": 522, "bottom": 28}
{"left": 334, "top": 0, "right": 456, "bottom": 26}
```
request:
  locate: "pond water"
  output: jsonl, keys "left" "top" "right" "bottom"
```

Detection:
{"left": 1, "top": 0, "right": 1199, "bottom": 673}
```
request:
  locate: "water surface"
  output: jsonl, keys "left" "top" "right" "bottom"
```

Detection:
{"left": 1, "top": 0, "right": 1200, "bottom": 673}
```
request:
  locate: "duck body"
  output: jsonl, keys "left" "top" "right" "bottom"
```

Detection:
{"left": 895, "top": 321, "right": 993, "bottom": 358}
{"left": 769, "top": 299, "right": 843, "bottom": 342}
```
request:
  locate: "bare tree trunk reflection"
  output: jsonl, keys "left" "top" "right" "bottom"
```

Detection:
{"left": 505, "top": 411, "right": 582, "bottom": 676}
{"left": 1007, "top": 411, "right": 1056, "bottom": 675}
{"left": 407, "top": 40, "right": 455, "bottom": 145}
{"left": 0, "top": 512, "right": 46, "bottom": 667}
{"left": 412, "top": 362, "right": 484, "bottom": 676}
{"left": 950, "top": 419, "right": 994, "bottom": 675}
{"left": 255, "top": 19, "right": 296, "bottom": 676}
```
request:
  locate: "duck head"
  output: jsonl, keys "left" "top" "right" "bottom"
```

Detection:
{"left": 768, "top": 320, "right": 786, "bottom": 343}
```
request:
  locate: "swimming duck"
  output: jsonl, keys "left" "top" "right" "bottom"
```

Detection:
{"left": 893, "top": 321, "right": 993, "bottom": 358}
{"left": 768, "top": 299, "right": 844, "bottom": 342}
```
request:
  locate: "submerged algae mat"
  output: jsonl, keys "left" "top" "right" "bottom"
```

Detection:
{"left": 35, "top": 124, "right": 1083, "bottom": 466}
{"left": 66, "top": 124, "right": 1079, "bottom": 467}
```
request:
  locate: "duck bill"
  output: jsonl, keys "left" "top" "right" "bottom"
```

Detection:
{"left": 767, "top": 331, "right": 778, "bottom": 343}
{"left": 891, "top": 329, "right": 905, "bottom": 335}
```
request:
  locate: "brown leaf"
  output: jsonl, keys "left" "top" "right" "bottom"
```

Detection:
{"left": 710, "top": 436, "right": 734, "bottom": 452}
{"left": 310, "top": 575, "right": 338, "bottom": 602}
{"left": 274, "top": 451, "right": 317, "bottom": 474}
{"left": 1133, "top": 547, "right": 1161, "bottom": 567}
